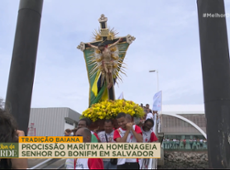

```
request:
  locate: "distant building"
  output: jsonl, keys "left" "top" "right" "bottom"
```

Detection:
{"left": 160, "top": 111, "right": 207, "bottom": 150}
{"left": 28, "top": 107, "right": 81, "bottom": 136}
{"left": 161, "top": 112, "right": 206, "bottom": 140}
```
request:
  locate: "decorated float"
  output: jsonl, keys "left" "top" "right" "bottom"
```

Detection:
{"left": 77, "top": 14, "right": 144, "bottom": 130}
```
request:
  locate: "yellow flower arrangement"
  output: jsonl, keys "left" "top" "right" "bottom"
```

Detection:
{"left": 81, "top": 99, "right": 145, "bottom": 122}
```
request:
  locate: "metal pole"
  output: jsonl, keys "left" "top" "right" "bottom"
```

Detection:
{"left": 197, "top": 0, "right": 230, "bottom": 168}
{"left": 5, "top": 0, "right": 43, "bottom": 135}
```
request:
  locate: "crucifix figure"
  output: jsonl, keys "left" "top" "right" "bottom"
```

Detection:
{"left": 77, "top": 14, "right": 135, "bottom": 101}
{"left": 87, "top": 38, "right": 122, "bottom": 89}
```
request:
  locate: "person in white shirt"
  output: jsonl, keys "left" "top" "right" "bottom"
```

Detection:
{"left": 97, "top": 120, "right": 117, "bottom": 169}
{"left": 145, "top": 111, "right": 154, "bottom": 132}
{"left": 113, "top": 113, "right": 143, "bottom": 169}
{"left": 200, "top": 139, "right": 203, "bottom": 148}
{"left": 139, "top": 119, "right": 158, "bottom": 169}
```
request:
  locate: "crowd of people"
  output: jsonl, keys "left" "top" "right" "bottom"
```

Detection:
{"left": 64, "top": 108, "right": 158, "bottom": 169}
{"left": 0, "top": 103, "right": 158, "bottom": 169}
{"left": 140, "top": 103, "right": 160, "bottom": 132}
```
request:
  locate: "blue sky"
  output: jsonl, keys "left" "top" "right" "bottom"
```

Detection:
{"left": 1, "top": 0, "right": 230, "bottom": 113}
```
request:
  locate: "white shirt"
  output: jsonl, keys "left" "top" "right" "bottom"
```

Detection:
{"left": 97, "top": 130, "right": 115, "bottom": 161}
{"left": 114, "top": 125, "right": 140, "bottom": 165}
{"left": 98, "top": 131, "right": 115, "bottom": 143}
{"left": 75, "top": 159, "right": 89, "bottom": 169}
{"left": 66, "top": 159, "right": 89, "bottom": 169}
{"left": 139, "top": 127, "right": 157, "bottom": 169}
{"left": 141, "top": 127, "right": 151, "bottom": 143}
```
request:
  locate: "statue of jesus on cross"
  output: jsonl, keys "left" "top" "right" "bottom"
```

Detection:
{"left": 77, "top": 14, "right": 135, "bottom": 103}
{"left": 87, "top": 38, "right": 123, "bottom": 89}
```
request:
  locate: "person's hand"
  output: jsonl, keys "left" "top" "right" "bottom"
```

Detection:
{"left": 119, "top": 38, "right": 123, "bottom": 42}
{"left": 65, "top": 129, "right": 72, "bottom": 136}
{"left": 71, "top": 128, "right": 78, "bottom": 135}
{"left": 65, "top": 129, "right": 71, "bottom": 133}
{"left": 126, "top": 122, "right": 133, "bottom": 130}
{"left": 16, "top": 130, "right": 25, "bottom": 137}
{"left": 87, "top": 43, "right": 91, "bottom": 46}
